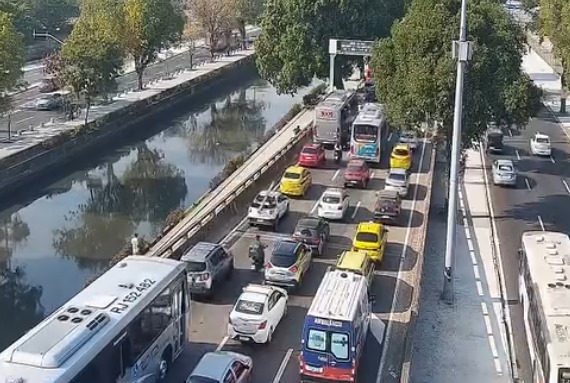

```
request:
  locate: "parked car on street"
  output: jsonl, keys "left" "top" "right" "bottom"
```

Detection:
{"left": 264, "top": 239, "right": 312, "bottom": 290}
{"left": 228, "top": 284, "right": 288, "bottom": 344}
{"left": 180, "top": 242, "right": 234, "bottom": 298}
{"left": 343, "top": 159, "right": 370, "bottom": 188}
{"left": 530, "top": 132, "right": 551, "bottom": 156}
{"left": 186, "top": 351, "right": 253, "bottom": 383}
{"left": 31, "top": 93, "right": 63, "bottom": 111}
{"left": 292, "top": 217, "right": 331, "bottom": 255}
{"left": 373, "top": 189, "right": 402, "bottom": 224}
{"left": 492, "top": 159, "right": 517, "bottom": 187}
{"left": 317, "top": 187, "right": 349, "bottom": 220}
{"left": 385, "top": 168, "right": 410, "bottom": 197}
{"left": 248, "top": 190, "right": 289, "bottom": 229}
{"left": 298, "top": 143, "right": 326, "bottom": 167}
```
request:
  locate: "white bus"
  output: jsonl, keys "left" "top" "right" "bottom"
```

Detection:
{"left": 519, "top": 231, "right": 570, "bottom": 383}
{"left": 313, "top": 90, "right": 359, "bottom": 148}
{"left": 349, "top": 103, "right": 387, "bottom": 165}
{"left": 0, "top": 256, "right": 190, "bottom": 383}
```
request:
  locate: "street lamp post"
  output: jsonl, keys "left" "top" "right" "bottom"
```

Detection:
{"left": 441, "top": 0, "right": 473, "bottom": 304}
{"left": 32, "top": 28, "right": 64, "bottom": 45}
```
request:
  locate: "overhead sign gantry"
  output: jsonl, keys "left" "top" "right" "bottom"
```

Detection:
{"left": 328, "top": 39, "right": 375, "bottom": 92}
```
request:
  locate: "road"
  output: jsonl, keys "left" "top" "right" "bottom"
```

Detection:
{"left": 485, "top": 105, "right": 570, "bottom": 381}
{"left": 164, "top": 135, "right": 433, "bottom": 382}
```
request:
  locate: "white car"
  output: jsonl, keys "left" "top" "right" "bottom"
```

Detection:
{"left": 317, "top": 187, "right": 349, "bottom": 220}
{"left": 228, "top": 284, "right": 288, "bottom": 344}
{"left": 248, "top": 190, "right": 289, "bottom": 229}
{"left": 399, "top": 130, "right": 418, "bottom": 150}
{"left": 385, "top": 168, "right": 409, "bottom": 197}
{"left": 530, "top": 132, "right": 551, "bottom": 156}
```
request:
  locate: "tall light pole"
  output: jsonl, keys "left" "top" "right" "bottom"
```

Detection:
{"left": 32, "top": 29, "right": 64, "bottom": 45}
{"left": 442, "top": 0, "right": 473, "bottom": 304}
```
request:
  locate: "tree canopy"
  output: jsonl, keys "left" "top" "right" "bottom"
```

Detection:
{"left": 371, "top": 0, "right": 541, "bottom": 145}
{"left": 255, "top": 0, "right": 408, "bottom": 94}
{"left": 0, "top": 11, "right": 24, "bottom": 112}
{"left": 538, "top": 0, "right": 570, "bottom": 89}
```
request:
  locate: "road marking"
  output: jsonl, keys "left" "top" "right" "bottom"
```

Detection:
{"left": 215, "top": 336, "right": 229, "bottom": 351}
{"left": 331, "top": 169, "right": 340, "bottom": 181}
{"left": 377, "top": 131, "right": 428, "bottom": 383}
{"left": 310, "top": 200, "right": 319, "bottom": 214}
{"left": 14, "top": 116, "right": 34, "bottom": 125}
{"left": 515, "top": 150, "right": 521, "bottom": 160}
{"left": 387, "top": 132, "right": 393, "bottom": 141}
{"left": 272, "top": 348, "right": 293, "bottom": 383}
{"left": 524, "top": 178, "right": 531, "bottom": 190}
{"left": 351, "top": 201, "right": 361, "bottom": 220}
{"left": 537, "top": 215, "right": 545, "bottom": 231}
{"left": 550, "top": 155, "right": 555, "bottom": 163}
{"left": 563, "top": 180, "right": 570, "bottom": 194}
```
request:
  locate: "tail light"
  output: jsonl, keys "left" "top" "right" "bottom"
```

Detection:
{"left": 289, "top": 265, "right": 298, "bottom": 273}
{"left": 258, "top": 320, "right": 267, "bottom": 330}
{"left": 198, "top": 273, "right": 210, "bottom": 281}
{"left": 265, "top": 262, "right": 273, "bottom": 269}
{"left": 337, "top": 205, "right": 343, "bottom": 210}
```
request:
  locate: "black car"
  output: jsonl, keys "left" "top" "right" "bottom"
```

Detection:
{"left": 373, "top": 190, "right": 402, "bottom": 224}
{"left": 180, "top": 242, "right": 234, "bottom": 299}
{"left": 485, "top": 128, "right": 504, "bottom": 153}
{"left": 292, "top": 217, "right": 330, "bottom": 255}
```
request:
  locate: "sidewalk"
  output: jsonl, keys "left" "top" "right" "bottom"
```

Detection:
{"left": 409, "top": 150, "right": 511, "bottom": 383}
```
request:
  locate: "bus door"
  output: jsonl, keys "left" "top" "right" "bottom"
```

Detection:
{"left": 172, "top": 278, "right": 188, "bottom": 356}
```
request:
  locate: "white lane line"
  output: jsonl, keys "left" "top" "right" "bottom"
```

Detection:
{"left": 14, "top": 116, "right": 34, "bottom": 125}
{"left": 550, "top": 156, "right": 555, "bottom": 163}
{"left": 537, "top": 215, "right": 545, "bottom": 231}
{"left": 377, "top": 135, "right": 428, "bottom": 383}
{"left": 563, "top": 179, "right": 570, "bottom": 194}
{"left": 331, "top": 169, "right": 340, "bottom": 181}
{"left": 351, "top": 201, "right": 361, "bottom": 219}
{"left": 272, "top": 348, "right": 293, "bottom": 383}
{"left": 370, "top": 171, "right": 375, "bottom": 179}
{"left": 515, "top": 150, "right": 521, "bottom": 160}
{"left": 508, "top": 129, "right": 513, "bottom": 137}
{"left": 387, "top": 132, "right": 393, "bottom": 141}
{"left": 310, "top": 200, "right": 319, "bottom": 214}
{"left": 524, "top": 178, "right": 531, "bottom": 190}
{"left": 215, "top": 336, "right": 229, "bottom": 351}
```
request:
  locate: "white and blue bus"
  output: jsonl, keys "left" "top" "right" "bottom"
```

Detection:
{"left": 349, "top": 103, "right": 387, "bottom": 166}
{"left": 300, "top": 269, "right": 371, "bottom": 382}
{"left": 0, "top": 256, "right": 189, "bottom": 383}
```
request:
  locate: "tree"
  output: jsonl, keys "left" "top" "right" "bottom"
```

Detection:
{"left": 59, "top": 0, "right": 124, "bottom": 123}
{"left": 183, "top": 21, "right": 201, "bottom": 69}
{"left": 0, "top": 11, "right": 24, "bottom": 112}
{"left": 123, "top": 0, "right": 185, "bottom": 90}
{"left": 371, "top": 0, "right": 541, "bottom": 146}
{"left": 255, "top": 0, "right": 407, "bottom": 94}
{"left": 188, "top": 0, "right": 234, "bottom": 60}
{"left": 28, "top": 0, "right": 79, "bottom": 32}
{"left": 230, "top": 0, "right": 264, "bottom": 49}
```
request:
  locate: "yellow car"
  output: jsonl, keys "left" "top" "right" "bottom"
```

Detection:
{"left": 280, "top": 165, "right": 312, "bottom": 197}
{"left": 336, "top": 250, "right": 375, "bottom": 285}
{"left": 351, "top": 222, "right": 388, "bottom": 263}
{"left": 390, "top": 144, "right": 412, "bottom": 171}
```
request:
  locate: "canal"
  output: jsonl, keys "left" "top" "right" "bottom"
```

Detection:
{"left": 0, "top": 71, "right": 318, "bottom": 349}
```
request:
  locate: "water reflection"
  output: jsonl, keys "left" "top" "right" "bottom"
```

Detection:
{"left": 0, "top": 213, "right": 30, "bottom": 269}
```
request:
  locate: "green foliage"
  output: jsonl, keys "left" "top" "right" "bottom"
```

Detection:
{"left": 231, "top": 0, "right": 265, "bottom": 46}
{"left": 255, "top": 0, "right": 407, "bottom": 94}
{"left": 539, "top": 0, "right": 570, "bottom": 85}
{"left": 123, "top": 0, "right": 184, "bottom": 89}
{"left": 372, "top": 0, "right": 541, "bottom": 145}
{"left": 302, "top": 83, "right": 327, "bottom": 106}
{"left": 0, "top": 11, "right": 24, "bottom": 112}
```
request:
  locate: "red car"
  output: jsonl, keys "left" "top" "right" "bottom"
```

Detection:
{"left": 343, "top": 159, "right": 370, "bottom": 188}
{"left": 298, "top": 143, "right": 325, "bottom": 167}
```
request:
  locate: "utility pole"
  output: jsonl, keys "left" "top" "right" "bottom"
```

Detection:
{"left": 442, "top": 0, "right": 473, "bottom": 304}
{"left": 32, "top": 29, "right": 64, "bottom": 45}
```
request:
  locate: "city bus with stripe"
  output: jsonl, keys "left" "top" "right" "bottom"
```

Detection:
{"left": 300, "top": 269, "right": 372, "bottom": 382}
{"left": 0, "top": 255, "right": 189, "bottom": 383}
{"left": 518, "top": 231, "right": 570, "bottom": 383}
{"left": 349, "top": 103, "right": 387, "bottom": 166}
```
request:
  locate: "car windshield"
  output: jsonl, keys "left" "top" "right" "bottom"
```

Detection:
{"left": 252, "top": 194, "right": 277, "bottom": 208}
{"left": 185, "top": 261, "right": 207, "bottom": 272}
{"left": 388, "top": 173, "right": 406, "bottom": 182}
{"left": 353, "top": 124, "right": 378, "bottom": 142}
{"left": 498, "top": 164, "right": 513, "bottom": 172}
{"left": 322, "top": 195, "right": 341, "bottom": 204}
{"left": 302, "top": 147, "right": 318, "bottom": 155}
{"left": 347, "top": 165, "right": 362, "bottom": 173}
{"left": 187, "top": 377, "right": 219, "bottom": 383}
{"left": 284, "top": 172, "right": 301, "bottom": 180}
{"left": 394, "top": 149, "right": 409, "bottom": 156}
{"left": 356, "top": 232, "right": 379, "bottom": 243}
{"left": 536, "top": 137, "right": 549, "bottom": 144}
{"left": 235, "top": 299, "right": 264, "bottom": 315}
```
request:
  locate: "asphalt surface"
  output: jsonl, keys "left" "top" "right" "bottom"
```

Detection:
{"left": 485, "top": 105, "right": 570, "bottom": 382}
{"left": 165, "top": 135, "right": 433, "bottom": 383}
{"left": 0, "top": 45, "right": 224, "bottom": 137}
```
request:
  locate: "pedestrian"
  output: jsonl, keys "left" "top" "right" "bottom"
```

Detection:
{"left": 131, "top": 233, "right": 139, "bottom": 255}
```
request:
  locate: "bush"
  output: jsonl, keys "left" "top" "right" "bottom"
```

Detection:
{"left": 165, "top": 208, "right": 186, "bottom": 227}
{"left": 302, "top": 83, "right": 327, "bottom": 106}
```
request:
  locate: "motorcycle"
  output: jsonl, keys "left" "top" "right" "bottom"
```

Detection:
{"left": 334, "top": 149, "right": 342, "bottom": 164}
{"left": 248, "top": 242, "right": 265, "bottom": 272}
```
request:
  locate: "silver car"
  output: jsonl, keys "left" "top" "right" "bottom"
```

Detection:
{"left": 186, "top": 351, "right": 253, "bottom": 383}
{"left": 385, "top": 168, "right": 409, "bottom": 197}
{"left": 492, "top": 159, "right": 517, "bottom": 186}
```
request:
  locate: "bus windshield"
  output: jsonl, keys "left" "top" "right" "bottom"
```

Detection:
{"left": 353, "top": 124, "right": 378, "bottom": 142}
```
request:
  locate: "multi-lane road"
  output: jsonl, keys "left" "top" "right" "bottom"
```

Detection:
{"left": 485, "top": 104, "right": 570, "bottom": 381}
{"left": 164, "top": 135, "right": 433, "bottom": 382}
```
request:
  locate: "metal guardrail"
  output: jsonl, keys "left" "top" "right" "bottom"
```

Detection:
{"left": 148, "top": 111, "right": 313, "bottom": 259}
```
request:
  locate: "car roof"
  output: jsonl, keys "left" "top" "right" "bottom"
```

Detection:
{"left": 356, "top": 221, "right": 382, "bottom": 233}
{"left": 191, "top": 352, "right": 235, "bottom": 380}
{"left": 243, "top": 283, "right": 276, "bottom": 296}
{"left": 347, "top": 159, "right": 366, "bottom": 167}
{"left": 323, "top": 187, "right": 343, "bottom": 196}
{"left": 284, "top": 165, "right": 304, "bottom": 174}
{"left": 389, "top": 168, "right": 407, "bottom": 175}
{"left": 393, "top": 144, "right": 410, "bottom": 150}
{"left": 302, "top": 143, "right": 321, "bottom": 149}
{"left": 180, "top": 242, "right": 218, "bottom": 262}
{"left": 257, "top": 190, "right": 281, "bottom": 198}
{"left": 297, "top": 217, "right": 320, "bottom": 228}
{"left": 337, "top": 251, "right": 369, "bottom": 270}
{"left": 273, "top": 240, "right": 300, "bottom": 255}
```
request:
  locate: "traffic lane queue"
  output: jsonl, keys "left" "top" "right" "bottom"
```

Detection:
{"left": 166, "top": 141, "right": 430, "bottom": 383}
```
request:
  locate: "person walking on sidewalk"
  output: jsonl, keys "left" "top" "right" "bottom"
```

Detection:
{"left": 131, "top": 233, "right": 140, "bottom": 255}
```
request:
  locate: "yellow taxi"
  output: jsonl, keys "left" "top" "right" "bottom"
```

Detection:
{"left": 390, "top": 143, "right": 412, "bottom": 171}
{"left": 351, "top": 222, "right": 388, "bottom": 263}
{"left": 280, "top": 165, "right": 312, "bottom": 197}
{"left": 336, "top": 250, "right": 375, "bottom": 285}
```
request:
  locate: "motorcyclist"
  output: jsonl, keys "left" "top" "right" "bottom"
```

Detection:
{"left": 250, "top": 234, "right": 266, "bottom": 266}
{"left": 334, "top": 141, "right": 342, "bottom": 162}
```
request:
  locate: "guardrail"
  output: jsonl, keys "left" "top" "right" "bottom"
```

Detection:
{"left": 144, "top": 110, "right": 314, "bottom": 259}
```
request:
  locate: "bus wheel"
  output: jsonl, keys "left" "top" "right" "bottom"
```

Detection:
{"left": 158, "top": 347, "right": 172, "bottom": 382}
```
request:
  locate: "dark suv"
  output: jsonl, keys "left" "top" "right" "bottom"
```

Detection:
{"left": 373, "top": 189, "right": 402, "bottom": 224}
{"left": 292, "top": 217, "right": 330, "bottom": 256}
{"left": 180, "top": 242, "right": 234, "bottom": 298}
